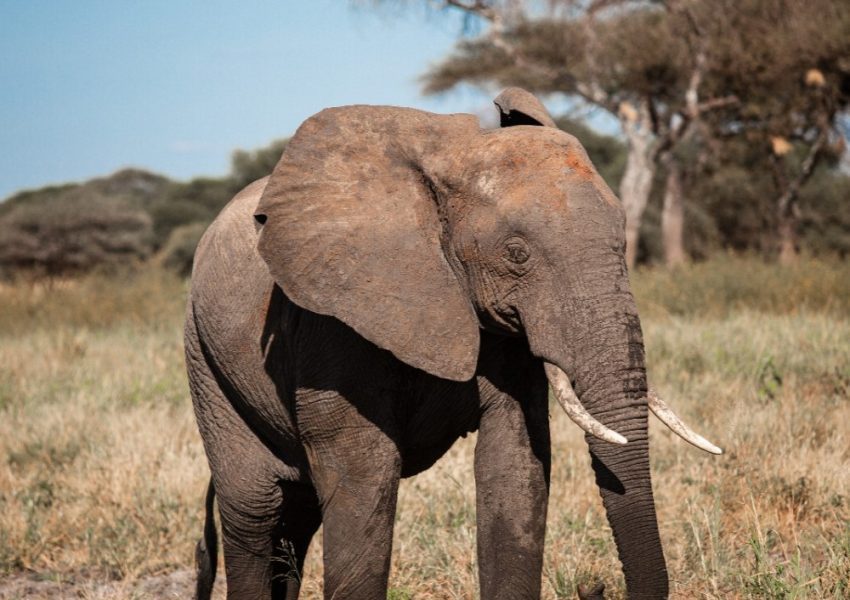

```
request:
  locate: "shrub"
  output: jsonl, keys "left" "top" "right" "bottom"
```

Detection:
{"left": 155, "top": 222, "right": 207, "bottom": 276}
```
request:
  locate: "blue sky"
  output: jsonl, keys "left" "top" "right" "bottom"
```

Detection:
{"left": 0, "top": 1, "right": 505, "bottom": 200}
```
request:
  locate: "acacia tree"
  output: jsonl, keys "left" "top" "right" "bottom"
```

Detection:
{"left": 698, "top": 0, "right": 850, "bottom": 263}
{"left": 0, "top": 190, "right": 153, "bottom": 278}
{"left": 412, "top": 0, "right": 850, "bottom": 265}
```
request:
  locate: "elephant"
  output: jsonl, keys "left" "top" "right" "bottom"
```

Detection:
{"left": 184, "top": 87, "right": 721, "bottom": 600}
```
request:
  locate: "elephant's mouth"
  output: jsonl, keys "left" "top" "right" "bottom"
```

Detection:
{"left": 543, "top": 362, "right": 723, "bottom": 454}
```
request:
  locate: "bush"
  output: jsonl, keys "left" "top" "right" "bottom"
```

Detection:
{"left": 155, "top": 222, "right": 207, "bottom": 276}
{"left": 632, "top": 254, "right": 850, "bottom": 317}
{"left": 800, "top": 171, "right": 850, "bottom": 257}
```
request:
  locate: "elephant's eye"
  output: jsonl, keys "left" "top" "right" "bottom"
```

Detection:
{"left": 505, "top": 240, "right": 530, "bottom": 265}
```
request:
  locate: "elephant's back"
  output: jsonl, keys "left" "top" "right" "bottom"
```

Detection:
{"left": 190, "top": 176, "right": 275, "bottom": 335}
{"left": 192, "top": 176, "right": 270, "bottom": 285}
{"left": 187, "top": 177, "right": 303, "bottom": 469}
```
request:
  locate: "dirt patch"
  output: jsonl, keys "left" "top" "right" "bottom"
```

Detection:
{"left": 0, "top": 570, "right": 226, "bottom": 599}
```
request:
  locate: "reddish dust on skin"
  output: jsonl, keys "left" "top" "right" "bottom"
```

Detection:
{"left": 563, "top": 149, "right": 620, "bottom": 208}
{"left": 564, "top": 149, "right": 594, "bottom": 180}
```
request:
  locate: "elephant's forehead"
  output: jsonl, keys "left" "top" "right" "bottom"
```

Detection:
{"left": 483, "top": 128, "right": 591, "bottom": 168}
{"left": 475, "top": 137, "right": 597, "bottom": 187}
{"left": 468, "top": 130, "right": 621, "bottom": 221}
{"left": 475, "top": 156, "right": 613, "bottom": 214}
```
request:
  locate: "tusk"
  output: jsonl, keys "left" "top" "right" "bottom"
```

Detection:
{"left": 544, "top": 363, "right": 628, "bottom": 445}
{"left": 648, "top": 389, "right": 723, "bottom": 455}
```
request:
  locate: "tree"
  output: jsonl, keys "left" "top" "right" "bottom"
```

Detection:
{"left": 155, "top": 221, "right": 208, "bottom": 276}
{"left": 0, "top": 189, "right": 153, "bottom": 278}
{"left": 420, "top": 0, "right": 737, "bottom": 267}
{"left": 0, "top": 137, "right": 292, "bottom": 279}
{"left": 148, "top": 138, "right": 289, "bottom": 251}
{"left": 148, "top": 178, "right": 232, "bottom": 249}
{"left": 230, "top": 138, "right": 289, "bottom": 191}
{"left": 0, "top": 170, "right": 167, "bottom": 277}
{"left": 698, "top": 0, "right": 850, "bottom": 263}
{"left": 415, "top": 0, "right": 850, "bottom": 265}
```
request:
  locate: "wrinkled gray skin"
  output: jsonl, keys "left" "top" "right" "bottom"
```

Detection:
{"left": 186, "top": 88, "right": 668, "bottom": 599}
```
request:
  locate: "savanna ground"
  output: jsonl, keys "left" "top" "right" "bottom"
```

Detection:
{"left": 0, "top": 256, "right": 848, "bottom": 599}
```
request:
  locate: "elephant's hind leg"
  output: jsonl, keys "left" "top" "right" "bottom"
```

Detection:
{"left": 192, "top": 390, "right": 319, "bottom": 599}
{"left": 215, "top": 476, "right": 319, "bottom": 600}
{"left": 187, "top": 336, "right": 318, "bottom": 598}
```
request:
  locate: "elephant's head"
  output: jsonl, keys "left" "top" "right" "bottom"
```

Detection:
{"left": 254, "top": 88, "right": 719, "bottom": 596}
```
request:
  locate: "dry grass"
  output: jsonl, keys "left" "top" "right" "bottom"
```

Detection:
{"left": 1, "top": 258, "right": 848, "bottom": 598}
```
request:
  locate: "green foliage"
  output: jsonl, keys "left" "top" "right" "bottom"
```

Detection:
{"left": 0, "top": 169, "right": 170, "bottom": 218}
{"left": 230, "top": 138, "right": 288, "bottom": 191}
{"left": 147, "top": 139, "right": 286, "bottom": 252}
{"left": 147, "top": 177, "right": 231, "bottom": 249}
{"left": 685, "top": 136, "right": 850, "bottom": 257}
{"left": 155, "top": 222, "right": 207, "bottom": 276}
{"left": 800, "top": 171, "right": 850, "bottom": 257}
{"left": 700, "top": 0, "right": 850, "bottom": 132}
{"left": 756, "top": 356, "right": 783, "bottom": 402}
{"left": 424, "top": 6, "right": 688, "bottom": 108}
{"left": 426, "top": 0, "right": 850, "bottom": 263}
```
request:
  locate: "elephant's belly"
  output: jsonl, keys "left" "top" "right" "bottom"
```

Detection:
{"left": 399, "top": 432, "right": 472, "bottom": 478}
{"left": 397, "top": 383, "right": 481, "bottom": 478}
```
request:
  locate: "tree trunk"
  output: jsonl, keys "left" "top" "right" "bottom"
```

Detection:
{"left": 777, "top": 209, "right": 799, "bottom": 265}
{"left": 770, "top": 126, "right": 828, "bottom": 266}
{"left": 618, "top": 102, "right": 656, "bottom": 270}
{"left": 661, "top": 154, "right": 687, "bottom": 268}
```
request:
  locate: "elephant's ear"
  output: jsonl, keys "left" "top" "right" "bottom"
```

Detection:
{"left": 255, "top": 106, "right": 481, "bottom": 382}
{"left": 494, "top": 87, "right": 557, "bottom": 128}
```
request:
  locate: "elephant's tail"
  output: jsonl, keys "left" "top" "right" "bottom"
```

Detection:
{"left": 195, "top": 477, "right": 218, "bottom": 600}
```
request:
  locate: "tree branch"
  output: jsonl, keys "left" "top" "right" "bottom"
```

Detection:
{"left": 442, "top": 0, "right": 503, "bottom": 28}
{"left": 440, "top": 0, "right": 618, "bottom": 112}
{"left": 652, "top": 3, "right": 740, "bottom": 160}
{"left": 697, "top": 95, "right": 739, "bottom": 112}
{"left": 775, "top": 125, "right": 830, "bottom": 217}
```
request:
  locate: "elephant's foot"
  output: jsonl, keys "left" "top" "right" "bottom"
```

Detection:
{"left": 578, "top": 582, "right": 605, "bottom": 600}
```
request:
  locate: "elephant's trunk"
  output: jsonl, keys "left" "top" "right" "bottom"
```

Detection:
{"left": 579, "top": 366, "right": 669, "bottom": 599}
{"left": 569, "top": 297, "right": 669, "bottom": 598}
{"left": 527, "top": 281, "right": 670, "bottom": 597}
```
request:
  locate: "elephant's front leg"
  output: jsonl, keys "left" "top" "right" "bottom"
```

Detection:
{"left": 296, "top": 389, "right": 401, "bottom": 600}
{"left": 475, "top": 349, "right": 551, "bottom": 600}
